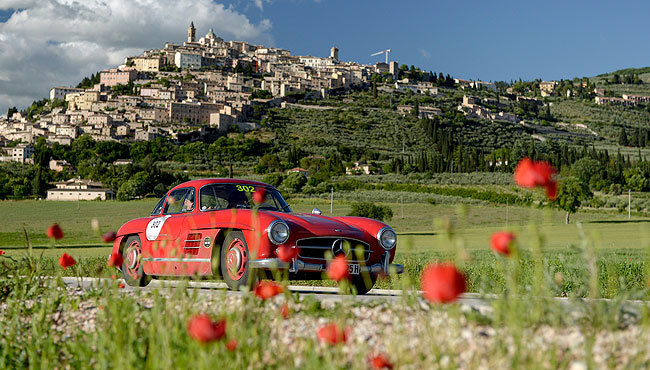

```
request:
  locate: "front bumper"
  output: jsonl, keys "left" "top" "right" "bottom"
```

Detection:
{"left": 249, "top": 251, "right": 404, "bottom": 276}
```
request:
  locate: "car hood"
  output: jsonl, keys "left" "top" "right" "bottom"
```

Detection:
{"left": 271, "top": 212, "right": 364, "bottom": 236}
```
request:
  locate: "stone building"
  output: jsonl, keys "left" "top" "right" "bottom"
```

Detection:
{"left": 47, "top": 178, "right": 114, "bottom": 201}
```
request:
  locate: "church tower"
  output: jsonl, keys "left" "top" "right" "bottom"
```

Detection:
{"left": 188, "top": 21, "right": 196, "bottom": 43}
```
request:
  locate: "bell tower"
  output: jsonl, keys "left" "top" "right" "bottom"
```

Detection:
{"left": 188, "top": 21, "right": 196, "bottom": 43}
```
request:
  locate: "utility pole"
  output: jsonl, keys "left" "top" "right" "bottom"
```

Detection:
{"left": 629, "top": 189, "right": 631, "bottom": 220}
{"left": 330, "top": 187, "right": 334, "bottom": 214}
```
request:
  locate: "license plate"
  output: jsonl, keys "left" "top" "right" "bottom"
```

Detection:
{"left": 348, "top": 264, "right": 360, "bottom": 275}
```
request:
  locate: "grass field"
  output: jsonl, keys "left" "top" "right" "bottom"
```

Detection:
{"left": 2, "top": 197, "right": 650, "bottom": 298}
{"left": 1, "top": 196, "right": 647, "bottom": 252}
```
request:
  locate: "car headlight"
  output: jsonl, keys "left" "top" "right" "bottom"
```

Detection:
{"left": 268, "top": 220, "right": 290, "bottom": 245}
{"left": 377, "top": 226, "right": 397, "bottom": 250}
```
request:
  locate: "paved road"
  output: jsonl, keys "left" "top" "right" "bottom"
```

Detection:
{"left": 60, "top": 276, "right": 650, "bottom": 321}
{"left": 60, "top": 276, "right": 493, "bottom": 310}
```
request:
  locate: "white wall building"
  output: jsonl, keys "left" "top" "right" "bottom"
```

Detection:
{"left": 1, "top": 144, "right": 35, "bottom": 164}
{"left": 175, "top": 52, "right": 202, "bottom": 70}
{"left": 299, "top": 56, "right": 336, "bottom": 69}
{"left": 47, "top": 178, "right": 114, "bottom": 201}
{"left": 50, "top": 87, "right": 84, "bottom": 101}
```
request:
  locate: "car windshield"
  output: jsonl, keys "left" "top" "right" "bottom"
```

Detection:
{"left": 199, "top": 184, "right": 291, "bottom": 213}
{"left": 151, "top": 194, "right": 166, "bottom": 215}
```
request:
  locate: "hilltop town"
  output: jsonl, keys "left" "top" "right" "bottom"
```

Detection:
{"left": 0, "top": 21, "right": 559, "bottom": 166}
{"left": 0, "top": 23, "right": 400, "bottom": 156}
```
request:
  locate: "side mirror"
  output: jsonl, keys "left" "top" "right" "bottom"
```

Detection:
{"left": 312, "top": 208, "right": 322, "bottom": 215}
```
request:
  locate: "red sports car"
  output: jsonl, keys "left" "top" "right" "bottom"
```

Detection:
{"left": 111, "top": 178, "right": 403, "bottom": 294}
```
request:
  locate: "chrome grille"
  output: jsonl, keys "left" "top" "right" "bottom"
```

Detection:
{"left": 296, "top": 237, "right": 371, "bottom": 262}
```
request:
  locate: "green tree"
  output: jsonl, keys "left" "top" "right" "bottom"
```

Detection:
{"left": 117, "top": 180, "right": 141, "bottom": 201}
{"left": 282, "top": 172, "right": 307, "bottom": 192}
{"left": 32, "top": 167, "right": 47, "bottom": 196}
{"left": 32, "top": 137, "right": 52, "bottom": 168}
{"left": 570, "top": 158, "right": 601, "bottom": 188}
{"left": 624, "top": 168, "right": 648, "bottom": 191}
{"left": 263, "top": 173, "right": 284, "bottom": 187}
{"left": 6, "top": 106, "right": 17, "bottom": 119}
{"left": 619, "top": 127, "right": 628, "bottom": 146}
{"left": 556, "top": 176, "right": 592, "bottom": 224}
{"left": 259, "top": 154, "right": 281, "bottom": 172}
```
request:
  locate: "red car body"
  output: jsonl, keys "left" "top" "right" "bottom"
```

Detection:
{"left": 111, "top": 178, "right": 403, "bottom": 294}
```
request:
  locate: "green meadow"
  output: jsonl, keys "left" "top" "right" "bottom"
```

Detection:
{"left": 2, "top": 197, "right": 649, "bottom": 297}
{"left": 1, "top": 196, "right": 647, "bottom": 253}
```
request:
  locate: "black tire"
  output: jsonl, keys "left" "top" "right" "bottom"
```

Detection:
{"left": 220, "top": 231, "right": 258, "bottom": 291}
{"left": 121, "top": 235, "right": 151, "bottom": 287}
{"left": 351, "top": 274, "right": 377, "bottom": 295}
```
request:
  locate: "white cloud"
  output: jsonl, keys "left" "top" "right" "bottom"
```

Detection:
{"left": 0, "top": 0, "right": 273, "bottom": 114}
{"left": 418, "top": 49, "right": 430, "bottom": 59}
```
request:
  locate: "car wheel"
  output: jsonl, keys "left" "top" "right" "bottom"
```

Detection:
{"left": 220, "top": 231, "right": 258, "bottom": 290}
{"left": 351, "top": 274, "right": 377, "bottom": 295}
{"left": 121, "top": 235, "right": 151, "bottom": 287}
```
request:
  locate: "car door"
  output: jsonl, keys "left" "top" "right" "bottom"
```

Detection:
{"left": 145, "top": 187, "right": 195, "bottom": 275}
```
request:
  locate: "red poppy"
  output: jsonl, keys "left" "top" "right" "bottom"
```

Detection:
{"left": 102, "top": 231, "right": 117, "bottom": 243}
{"left": 277, "top": 245, "right": 299, "bottom": 262}
{"left": 226, "top": 339, "right": 238, "bottom": 351}
{"left": 253, "top": 188, "right": 267, "bottom": 204}
{"left": 187, "top": 314, "right": 226, "bottom": 343}
{"left": 545, "top": 180, "right": 557, "bottom": 200}
{"left": 0, "top": 250, "right": 5, "bottom": 256}
{"left": 513, "top": 158, "right": 557, "bottom": 200}
{"left": 118, "top": 283, "right": 125, "bottom": 289}
{"left": 420, "top": 262, "right": 466, "bottom": 303}
{"left": 327, "top": 255, "right": 349, "bottom": 282}
{"left": 107, "top": 252, "right": 123, "bottom": 268}
{"left": 110, "top": 274, "right": 117, "bottom": 280}
{"left": 369, "top": 353, "right": 394, "bottom": 370}
{"left": 281, "top": 302, "right": 290, "bottom": 319}
{"left": 317, "top": 322, "right": 349, "bottom": 345}
{"left": 490, "top": 231, "right": 515, "bottom": 256}
{"left": 58, "top": 253, "right": 76, "bottom": 269}
{"left": 47, "top": 223, "right": 64, "bottom": 240}
{"left": 254, "top": 281, "right": 284, "bottom": 300}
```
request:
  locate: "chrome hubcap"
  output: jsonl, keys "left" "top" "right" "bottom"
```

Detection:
{"left": 127, "top": 248, "right": 139, "bottom": 270}
{"left": 227, "top": 247, "right": 242, "bottom": 274}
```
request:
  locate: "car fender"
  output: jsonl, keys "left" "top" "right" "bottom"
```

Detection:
{"left": 333, "top": 216, "right": 397, "bottom": 261}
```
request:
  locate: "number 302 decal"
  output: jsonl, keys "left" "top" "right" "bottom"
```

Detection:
{"left": 236, "top": 185, "right": 255, "bottom": 192}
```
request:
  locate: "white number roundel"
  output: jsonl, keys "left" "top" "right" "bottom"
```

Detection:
{"left": 146, "top": 216, "right": 170, "bottom": 241}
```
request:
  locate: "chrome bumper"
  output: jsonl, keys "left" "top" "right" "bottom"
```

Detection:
{"left": 248, "top": 252, "right": 404, "bottom": 276}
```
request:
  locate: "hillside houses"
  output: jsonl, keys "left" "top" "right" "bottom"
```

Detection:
{"left": 0, "top": 22, "right": 478, "bottom": 147}
{"left": 458, "top": 95, "right": 520, "bottom": 123}
{"left": 594, "top": 96, "right": 638, "bottom": 106}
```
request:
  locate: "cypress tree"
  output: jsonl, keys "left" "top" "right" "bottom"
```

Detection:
{"left": 619, "top": 127, "right": 628, "bottom": 146}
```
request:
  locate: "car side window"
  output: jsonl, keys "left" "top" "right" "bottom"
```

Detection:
{"left": 163, "top": 188, "right": 193, "bottom": 214}
{"left": 181, "top": 189, "right": 195, "bottom": 212}
{"left": 151, "top": 195, "right": 166, "bottom": 215}
{"left": 199, "top": 185, "right": 229, "bottom": 211}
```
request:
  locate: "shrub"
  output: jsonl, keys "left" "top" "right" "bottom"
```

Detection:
{"left": 263, "top": 173, "right": 285, "bottom": 187}
{"left": 347, "top": 201, "right": 393, "bottom": 221}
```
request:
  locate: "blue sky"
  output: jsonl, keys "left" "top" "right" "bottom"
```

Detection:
{"left": 224, "top": 0, "right": 650, "bottom": 82}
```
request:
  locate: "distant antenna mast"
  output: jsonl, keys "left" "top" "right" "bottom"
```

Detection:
{"left": 370, "top": 49, "right": 391, "bottom": 64}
